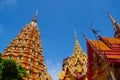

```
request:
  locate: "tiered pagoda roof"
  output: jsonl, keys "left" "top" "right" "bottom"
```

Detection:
{"left": 87, "top": 12, "right": 120, "bottom": 63}
{"left": 3, "top": 12, "right": 52, "bottom": 80}
{"left": 86, "top": 13, "right": 120, "bottom": 80}
{"left": 88, "top": 35, "right": 120, "bottom": 60}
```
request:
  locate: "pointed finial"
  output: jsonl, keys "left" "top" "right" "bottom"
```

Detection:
{"left": 107, "top": 11, "right": 117, "bottom": 24}
{"left": 35, "top": 10, "right": 38, "bottom": 17}
{"left": 87, "top": 26, "right": 99, "bottom": 35}
{"left": 107, "top": 11, "right": 120, "bottom": 34}
{"left": 87, "top": 22, "right": 99, "bottom": 35}
{"left": 32, "top": 10, "right": 38, "bottom": 22}
{"left": 81, "top": 33, "right": 87, "bottom": 40}
{"left": 74, "top": 29, "right": 77, "bottom": 39}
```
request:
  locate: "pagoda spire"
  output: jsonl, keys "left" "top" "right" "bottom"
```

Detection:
{"left": 74, "top": 29, "right": 78, "bottom": 39}
{"left": 108, "top": 12, "right": 120, "bottom": 38}
{"left": 32, "top": 10, "right": 38, "bottom": 22}
{"left": 73, "top": 29, "right": 82, "bottom": 53}
{"left": 59, "top": 29, "right": 88, "bottom": 80}
{"left": 3, "top": 11, "right": 52, "bottom": 80}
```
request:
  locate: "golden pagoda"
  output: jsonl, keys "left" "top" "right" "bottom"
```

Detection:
{"left": 86, "top": 13, "right": 120, "bottom": 80}
{"left": 59, "top": 31, "right": 88, "bottom": 80}
{"left": 3, "top": 11, "right": 52, "bottom": 80}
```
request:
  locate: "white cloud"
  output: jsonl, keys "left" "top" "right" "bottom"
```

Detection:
{"left": 46, "top": 60, "right": 62, "bottom": 80}
{"left": 0, "top": 0, "right": 16, "bottom": 9}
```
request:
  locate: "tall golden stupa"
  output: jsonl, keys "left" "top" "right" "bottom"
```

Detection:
{"left": 3, "top": 11, "right": 52, "bottom": 80}
{"left": 59, "top": 31, "right": 88, "bottom": 80}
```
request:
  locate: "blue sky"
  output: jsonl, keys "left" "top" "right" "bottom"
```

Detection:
{"left": 0, "top": 0, "right": 120, "bottom": 80}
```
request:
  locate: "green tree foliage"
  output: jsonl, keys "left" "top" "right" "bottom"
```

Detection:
{"left": 0, "top": 53, "right": 28, "bottom": 80}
